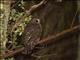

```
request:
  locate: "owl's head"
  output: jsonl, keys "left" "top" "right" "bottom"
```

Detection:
{"left": 31, "top": 18, "right": 40, "bottom": 24}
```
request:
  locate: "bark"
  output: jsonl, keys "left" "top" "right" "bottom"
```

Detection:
{"left": 77, "top": 0, "right": 80, "bottom": 60}
{"left": 0, "top": 0, "right": 11, "bottom": 60}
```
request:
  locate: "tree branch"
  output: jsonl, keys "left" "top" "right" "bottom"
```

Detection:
{"left": 3, "top": 25, "right": 80, "bottom": 58}
{"left": 11, "top": 0, "right": 48, "bottom": 32}
{"left": 26, "top": 0, "right": 48, "bottom": 15}
{"left": 37, "top": 25, "right": 80, "bottom": 45}
{"left": 3, "top": 47, "right": 24, "bottom": 58}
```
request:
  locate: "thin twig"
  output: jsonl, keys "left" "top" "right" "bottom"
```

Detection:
{"left": 70, "top": 9, "right": 78, "bottom": 28}
{"left": 11, "top": 0, "right": 21, "bottom": 9}
{"left": 3, "top": 25, "right": 80, "bottom": 58}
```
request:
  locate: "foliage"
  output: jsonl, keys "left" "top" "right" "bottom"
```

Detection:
{"left": 7, "top": 3, "right": 32, "bottom": 49}
{"left": 6, "top": 0, "right": 33, "bottom": 60}
{"left": 0, "top": 0, "right": 41, "bottom": 60}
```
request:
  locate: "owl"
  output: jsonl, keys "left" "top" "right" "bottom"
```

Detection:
{"left": 21, "top": 18, "right": 42, "bottom": 55}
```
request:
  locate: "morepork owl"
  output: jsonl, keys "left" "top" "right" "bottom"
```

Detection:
{"left": 22, "top": 18, "right": 42, "bottom": 55}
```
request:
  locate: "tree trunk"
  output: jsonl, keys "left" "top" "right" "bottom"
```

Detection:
{"left": 0, "top": 0, "right": 11, "bottom": 60}
{"left": 77, "top": 0, "right": 80, "bottom": 60}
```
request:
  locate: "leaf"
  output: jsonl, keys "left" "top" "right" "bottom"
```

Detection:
{"left": 19, "top": 32, "right": 22, "bottom": 36}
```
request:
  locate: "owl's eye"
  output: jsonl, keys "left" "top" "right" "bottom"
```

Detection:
{"left": 35, "top": 19, "right": 40, "bottom": 23}
{"left": 36, "top": 20, "right": 38, "bottom": 22}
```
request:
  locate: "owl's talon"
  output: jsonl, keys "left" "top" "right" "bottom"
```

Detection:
{"left": 22, "top": 49, "right": 28, "bottom": 54}
{"left": 22, "top": 46, "right": 32, "bottom": 55}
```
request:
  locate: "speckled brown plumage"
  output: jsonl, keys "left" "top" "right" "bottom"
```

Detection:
{"left": 21, "top": 18, "right": 42, "bottom": 55}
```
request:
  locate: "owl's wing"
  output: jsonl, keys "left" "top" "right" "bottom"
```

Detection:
{"left": 22, "top": 24, "right": 41, "bottom": 43}
{"left": 22, "top": 23, "right": 42, "bottom": 54}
